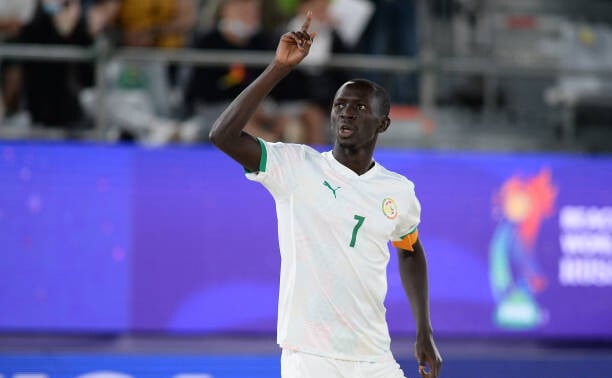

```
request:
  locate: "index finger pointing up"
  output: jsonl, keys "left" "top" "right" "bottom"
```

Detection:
{"left": 301, "top": 10, "right": 312, "bottom": 33}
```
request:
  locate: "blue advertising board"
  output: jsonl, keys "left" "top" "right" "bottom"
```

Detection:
{"left": 0, "top": 142, "right": 611, "bottom": 338}
{"left": 1, "top": 353, "right": 611, "bottom": 378}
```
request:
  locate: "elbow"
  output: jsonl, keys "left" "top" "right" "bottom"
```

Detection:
{"left": 209, "top": 125, "right": 236, "bottom": 153}
{"left": 208, "top": 112, "right": 236, "bottom": 148}
{"left": 208, "top": 127, "right": 219, "bottom": 146}
{"left": 208, "top": 121, "right": 225, "bottom": 148}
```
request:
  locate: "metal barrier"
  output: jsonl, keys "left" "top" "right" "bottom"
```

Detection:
{"left": 1, "top": 41, "right": 612, "bottom": 142}
{"left": 0, "top": 42, "right": 420, "bottom": 141}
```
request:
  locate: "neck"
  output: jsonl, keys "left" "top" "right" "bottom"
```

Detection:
{"left": 332, "top": 145, "right": 375, "bottom": 175}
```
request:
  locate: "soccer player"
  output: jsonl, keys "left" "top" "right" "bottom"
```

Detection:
{"left": 209, "top": 12, "right": 442, "bottom": 378}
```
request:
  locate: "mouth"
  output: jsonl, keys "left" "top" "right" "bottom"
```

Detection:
{"left": 338, "top": 125, "right": 354, "bottom": 137}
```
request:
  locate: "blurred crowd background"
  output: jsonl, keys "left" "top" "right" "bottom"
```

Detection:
{"left": 1, "top": 2, "right": 612, "bottom": 377}
{"left": 0, "top": 0, "right": 611, "bottom": 152}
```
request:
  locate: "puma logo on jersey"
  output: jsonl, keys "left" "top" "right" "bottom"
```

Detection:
{"left": 323, "top": 180, "right": 341, "bottom": 198}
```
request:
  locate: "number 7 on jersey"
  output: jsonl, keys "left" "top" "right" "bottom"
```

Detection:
{"left": 350, "top": 215, "right": 365, "bottom": 247}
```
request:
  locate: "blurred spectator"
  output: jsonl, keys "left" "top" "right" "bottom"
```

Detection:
{"left": 273, "top": 0, "right": 354, "bottom": 144}
{"left": 84, "top": 0, "right": 122, "bottom": 40}
{"left": 274, "top": 0, "right": 297, "bottom": 19}
{"left": 81, "top": 0, "right": 198, "bottom": 144}
{"left": 260, "top": 0, "right": 287, "bottom": 34}
{"left": 76, "top": 0, "right": 122, "bottom": 93}
{"left": 0, "top": 0, "right": 36, "bottom": 120}
{"left": 118, "top": 0, "right": 196, "bottom": 48}
{"left": 359, "top": 0, "right": 418, "bottom": 104}
{"left": 545, "top": 22, "right": 612, "bottom": 150}
{"left": 12, "top": 0, "right": 117, "bottom": 130}
{"left": 183, "top": 0, "right": 283, "bottom": 142}
{"left": 117, "top": 0, "right": 196, "bottom": 117}
{"left": 194, "top": 0, "right": 220, "bottom": 34}
{"left": 196, "top": 0, "right": 287, "bottom": 37}
{"left": 80, "top": 57, "right": 185, "bottom": 145}
{"left": 0, "top": 1, "right": 35, "bottom": 39}
{"left": 118, "top": 0, "right": 196, "bottom": 85}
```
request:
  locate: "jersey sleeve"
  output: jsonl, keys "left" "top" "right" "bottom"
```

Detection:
{"left": 390, "top": 181, "right": 421, "bottom": 251}
{"left": 245, "top": 139, "right": 305, "bottom": 198}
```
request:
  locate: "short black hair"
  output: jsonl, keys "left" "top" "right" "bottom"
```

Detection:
{"left": 345, "top": 78, "right": 391, "bottom": 117}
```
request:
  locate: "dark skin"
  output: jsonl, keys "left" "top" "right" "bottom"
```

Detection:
{"left": 400, "top": 239, "right": 443, "bottom": 378}
{"left": 209, "top": 13, "right": 442, "bottom": 378}
{"left": 330, "top": 79, "right": 389, "bottom": 175}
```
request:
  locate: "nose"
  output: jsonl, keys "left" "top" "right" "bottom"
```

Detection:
{"left": 340, "top": 104, "right": 356, "bottom": 119}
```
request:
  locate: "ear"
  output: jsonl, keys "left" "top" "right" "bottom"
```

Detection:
{"left": 377, "top": 116, "right": 390, "bottom": 134}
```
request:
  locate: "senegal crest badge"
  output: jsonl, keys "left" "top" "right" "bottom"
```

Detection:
{"left": 382, "top": 197, "right": 398, "bottom": 219}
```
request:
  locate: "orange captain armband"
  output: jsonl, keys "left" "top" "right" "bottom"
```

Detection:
{"left": 392, "top": 229, "right": 419, "bottom": 252}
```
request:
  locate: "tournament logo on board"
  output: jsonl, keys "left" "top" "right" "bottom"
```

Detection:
{"left": 382, "top": 197, "right": 398, "bottom": 219}
{"left": 489, "top": 168, "right": 557, "bottom": 330}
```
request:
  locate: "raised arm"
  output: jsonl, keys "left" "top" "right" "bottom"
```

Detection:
{"left": 209, "top": 13, "right": 316, "bottom": 172}
{"left": 397, "top": 239, "right": 442, "bottom": 378}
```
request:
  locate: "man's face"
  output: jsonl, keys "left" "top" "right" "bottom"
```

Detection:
{"left": 330, "top": 82, "right": 388, "bottom": 148}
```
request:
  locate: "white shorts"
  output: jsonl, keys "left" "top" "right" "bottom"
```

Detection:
{"left": 280, "top": 349, "right": 407, "bottom": 378}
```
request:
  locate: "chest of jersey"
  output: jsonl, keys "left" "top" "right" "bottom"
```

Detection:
{"left": 290, "top": 159, "right": 400, "bottom": 252}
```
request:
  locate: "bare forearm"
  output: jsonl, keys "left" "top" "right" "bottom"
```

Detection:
{"left": 398, "top": 241, "right": 442, "bottom": 376}
{"left": 397, "top": 240, "right": 432, "bottom": 335}
{"left": 208, "top": 16, "right": 314, "bottom": 171}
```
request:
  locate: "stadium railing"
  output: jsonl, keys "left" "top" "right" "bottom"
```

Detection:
{"left": 1, "top": 41, "right": 612, "bottom": 143}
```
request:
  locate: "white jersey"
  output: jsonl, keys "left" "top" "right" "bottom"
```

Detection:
{"left": 246, "top": 140, "right": 421, "bottom": 362}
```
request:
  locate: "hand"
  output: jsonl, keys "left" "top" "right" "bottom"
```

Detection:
{"left": 275, "top": 11, "right": 316, "bottom": 67}
{"left": 414, "top": 332, "right": 442, "bottom": 378}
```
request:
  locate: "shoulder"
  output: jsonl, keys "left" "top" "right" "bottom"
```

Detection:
{"left": 254, "top": 141, "right": 321, "bottom": 180}
{"left": 375, "top": 164, "right": 416, "bottom": 191}
{"left": 263, "top": 140, "right": 320, "bottom": 158}
{"left": 262, "top": 141, "right": 327, "bottom": 171}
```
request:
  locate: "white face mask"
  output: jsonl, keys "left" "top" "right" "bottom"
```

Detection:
{"left": 43, "top": 0, "right": 73, "bottom": 15}
{"left": 43, "top": 1, "right": 63, "bottom": 15}
{"left": 218, "top": 19, "right": 260, "bottom": 41}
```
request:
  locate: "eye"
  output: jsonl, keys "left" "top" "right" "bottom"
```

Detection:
{"left": 334, "top": 103, "right": 345, "bottom": 110}
{"left": 358, "top": 104, "right": 367, "bottom": 111}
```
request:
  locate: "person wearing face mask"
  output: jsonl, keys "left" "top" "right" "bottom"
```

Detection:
{"left": 182, "top": 0, "right": 284, "bottom": 142}
{"left": 11, "top": 0, "right": 99, "bottom": 130}
{"left": 271, "top": 0, "right": 354, "bottom": 145}
{"left": 0, "top": 0, "right": 36, "bottom": 121}
{"left": 118, "top": 0, "right": 197, "bottom": 49}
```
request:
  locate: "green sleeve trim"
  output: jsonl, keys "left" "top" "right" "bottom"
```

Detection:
{"left": 258, "top": 138, "right": 267, "bottom": 172}
{"left": 244, "top": 138, "right": 268, "bottom": 173}
{"left": 399, "top": 226, "right": 418, "bottom": 239}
